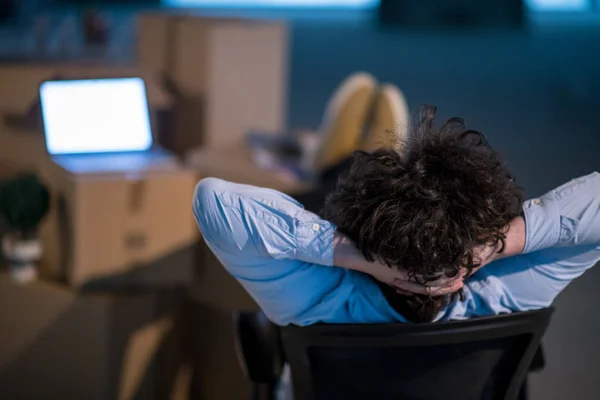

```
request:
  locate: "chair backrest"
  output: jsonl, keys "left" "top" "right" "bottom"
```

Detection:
{"left": 361, "top": 83, "right": 410, "bottom": 152}
{"left": 281, "top": 308, "right": 554, "bottom": 400}
{"left": 303, "top": 72, "right": 378, "bottom": 174}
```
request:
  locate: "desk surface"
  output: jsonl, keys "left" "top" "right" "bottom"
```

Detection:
{"left": 186, "top": 144, "right": 313, "bottom": 195}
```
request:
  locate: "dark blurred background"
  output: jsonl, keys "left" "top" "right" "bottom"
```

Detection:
{"left": 1, "top": 1, "right": 599, "bottom": 399}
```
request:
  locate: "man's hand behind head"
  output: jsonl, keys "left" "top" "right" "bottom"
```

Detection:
{"left": 322, "top": 105, "right": 525, "bottom": 322}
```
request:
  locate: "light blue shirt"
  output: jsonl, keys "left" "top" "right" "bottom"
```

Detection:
{"left": 192, "top": 172, "right": 600, "bottom": 326}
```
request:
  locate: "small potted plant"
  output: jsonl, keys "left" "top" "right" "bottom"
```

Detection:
{"left": 0, "top": 173, "right": 50, "bottom": 283}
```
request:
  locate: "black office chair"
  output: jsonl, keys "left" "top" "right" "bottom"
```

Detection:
{"left": 234, "top": 308, "right": 553, "bottom": 400}
{"left": 234, "top": 311, "right": 285, "bottom": 400}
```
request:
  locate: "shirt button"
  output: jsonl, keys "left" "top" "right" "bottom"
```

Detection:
{"left": 533, "top": 199, "right": 543, "bottom": 206}
{"left": 312, "top": 224, "right": 320, "bottom": 232}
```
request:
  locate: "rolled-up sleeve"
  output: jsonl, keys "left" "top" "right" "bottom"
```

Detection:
{"left": 192, "top": 178, "right": 348, "bottom": 326}
{"left": 293, "top": 216, "right": 336, "bottom": 266}
{"left": 523, "top": 172, "right": 600, "bottom": 254}
{"left": 458, "top": 172, "right": 600, "bottom": 317}
{"left": 192, "top": 177, "right": 336, "bottom": 266}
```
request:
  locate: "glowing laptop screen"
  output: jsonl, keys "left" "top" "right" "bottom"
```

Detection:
{"left": 40, "top": 77, "right": 153, "bottom": 155}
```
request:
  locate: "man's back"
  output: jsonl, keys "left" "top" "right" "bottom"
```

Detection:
{"left": 192, "top": 172, "right": 600, "bottom": 325}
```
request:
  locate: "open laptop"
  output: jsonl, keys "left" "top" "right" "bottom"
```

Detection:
{"left": 40, "top": 77, "right": 178, "bottom": 174}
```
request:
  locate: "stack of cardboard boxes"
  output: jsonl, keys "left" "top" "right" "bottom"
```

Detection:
{"left": 137, "top": 12, "right": 309, "bottom": 399}
{"left": 137, "top": 12, "right": 288, "bottom": 154}
{"left": 137, "top": 11, "right": 309, "bottom": 198}
{"left": 0, "top": 10, "right": 291, "bottom": 400}
{"left": 0, "top": 72, "right": 197, "bottom": 398}
{"left": 0, "top": 64, "right": 197, "bottom": 287}
{"left": 0, "top": 9, "right": 288, "bottom": 400}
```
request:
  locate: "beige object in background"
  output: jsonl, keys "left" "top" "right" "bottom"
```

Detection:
{"left": 0, "top": 274, "right": 183, "bottom": 400}
{"left": 44, "top": 164, "right": 199, "bottom": 288}
{"left": 0, "top": 64, "right": 171, "bottom": 115}
{"left": 0, "top": 126, "right": 199, "bottom": 287}
{"left": 303, "top": 72, "right": 378, "bottom": 173}
{"left": 362, "top": 83, "right": 410, "bottom": 152}
{"left": 137, "top": 13, "right": 288, "bottom": 153}
{"left": 0, "top": 127, "right": 49, "bottom": 174}
{"left": 136, "top": 13, "right": 173, "bottom": 77}
{"left": 118, "top": 317, "right": 173, "bottom": 400}
{"left": 187, "top": 73, "right": 377, "bottom": 198}
{"left": 187, "top": 145, "right": 312, "bottom": 195}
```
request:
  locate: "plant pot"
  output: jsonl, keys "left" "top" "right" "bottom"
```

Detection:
{"left": 1, "top": 234, "right": 42, "bottom": 283}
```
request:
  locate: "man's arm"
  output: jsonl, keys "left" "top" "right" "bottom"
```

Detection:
{"left": 335, "top": 232, "right": 465, "bottom": 294}
{"left": 194, "top": 178, "right": 419, "bottom": 279}
{"left": 397, "top": 172, "right": 600, "bottom": 298}
{"left": 193, "top": 177, "right": 336, "bottom": 266}
{"left": 522, "top": 171, "right": 600, "bottom": 252}
{"left": 493, "top": 216, "right": 527, "bottom": 261}
{"left": 193, "top": 177, "right": 491, "bottom": 301}
{"left": 463, "top": 171, "right": 600, "bottom": 313}
{"left": 194, "top": 178, "right": 349, "bottom": 324}
{"left": 193, "top": 177, "right": 433, "bottom": 324}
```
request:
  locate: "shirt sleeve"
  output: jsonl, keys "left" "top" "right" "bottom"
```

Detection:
{"left": 192, "top": 178, "right": 353, "bottom": 326}
{"left": 192, "top": 177, "right": 336, "bottom": 267}
{"left": 457, "top": 172, "right": 600, "bottom": 316}
{"left": 523, "top": 171, "right": 600, "bottom": 253}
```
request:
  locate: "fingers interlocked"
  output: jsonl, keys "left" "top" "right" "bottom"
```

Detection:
{"left": 394, "top": 271, "right": 466, "bottom": 296}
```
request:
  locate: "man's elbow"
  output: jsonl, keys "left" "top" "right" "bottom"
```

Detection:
{"left": 192, "top": 177, "right": 228, "bottom": 238}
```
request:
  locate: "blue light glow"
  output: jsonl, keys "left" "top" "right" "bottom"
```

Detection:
{"left": 526, "top": 0, "right": 591, "bottom": 11}
{"left": 167, "top": 0, "right": 594, "bottom": 11}
{"left": 165, "top": 0, "right": 378, "bottom": 8}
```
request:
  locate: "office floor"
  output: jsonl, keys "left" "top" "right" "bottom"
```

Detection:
{"left": 2, "top": 6, "right": 600, "bottom": 399}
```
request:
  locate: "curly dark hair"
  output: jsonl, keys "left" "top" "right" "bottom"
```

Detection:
{"left": 321, "top": 106, "right": 524, "bottom": 322}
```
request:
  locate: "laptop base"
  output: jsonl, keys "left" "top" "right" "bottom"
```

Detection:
{"left": 53, "top": 150, "right": 180, "bottom": 175}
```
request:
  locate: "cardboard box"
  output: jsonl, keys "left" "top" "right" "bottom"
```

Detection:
{"left": 187, "top": 144, "right": 312, "bottom": 195}
{"left": 43, "top": 164, "right": 199, "bottom": 289}
{"left": 136, "top": 13, "right": 173, "bottom": 77}
{"left": 0, "top": 273, "right": 186, "bottom": 400}
{"left": 0, "top": 130, "right": 53, "bottom": 198}
{"left": 0, "top": 64, "right": 171, "bottom": 115}
{"left": 137, "top": 13, "right": 289, "bottom": 153}
{"left": 0, "top": 134, "right": 200, "bottom": 289}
